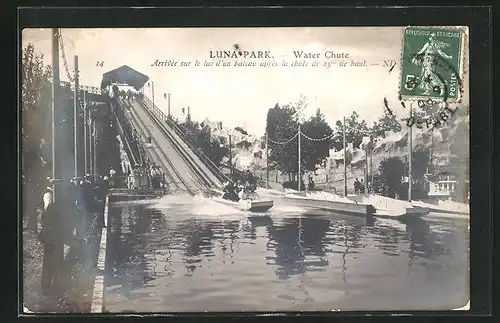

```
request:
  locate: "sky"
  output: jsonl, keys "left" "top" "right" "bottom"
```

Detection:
{"left": 22, "top": 27, "right": 469, "bottom": 136}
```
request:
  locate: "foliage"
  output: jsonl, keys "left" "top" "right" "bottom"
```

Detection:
{"left": 412, "top": 148, "right": 430, "bottom": 180}
{"left": 301, "top": 108, "right": 334, "bottom": 172}
{"left": 378, "top": 156, "right": 405, "bottom": 198}
{"left": 22, "top": 43, "right": 52, "bottom": 230}
{"left": 234, "top": 126, "right": 248, "bottom": 136}
{"left": 172, "top": 118, "right": 229, "bottom": 166}
{"left": 331, "top": 111, "right": 369, "bottom": 150}
{"left": 266, "top": 97, "right": 333, "bottom": 176}
{"left": 22, "top": 43, "right": 52, "bottom": 172}
{"left": 371, "top": 111, "right": 402, "bottom": 138}
{"left": 266, "top": 102, "right": 298, "bottom": 173}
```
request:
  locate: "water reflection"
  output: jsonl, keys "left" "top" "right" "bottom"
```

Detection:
{"left": 266, "top": 217, "right": 332, "bottom": 280}
{"left": 105, "top": 203, "right": 469, "bottom": 311}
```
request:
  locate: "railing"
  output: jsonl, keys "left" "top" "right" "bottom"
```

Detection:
{"left": 141, "top": 96, "right": 229, "bottom": 184}
{"left": 111, "top": 98, "right": 142, "bottom": 166}
{"left": 60, "top": 81, "right": 105, "bottom": 95}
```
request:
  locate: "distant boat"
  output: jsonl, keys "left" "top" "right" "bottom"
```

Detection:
{"left": 348, "top": 193, "right": 429, "bottom": 219}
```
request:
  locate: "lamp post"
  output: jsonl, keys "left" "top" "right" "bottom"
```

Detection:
{"left": 266, "top": 132, "right": 269, "bottom": 189}
{"left": 360, "top": 131, "right": 374, "bottom": 193}
{"left": 298, "top": 123, "right": 302, "bottom": 192}
{"left": 164, "top": 92, "right": 170, "bottom": 118}
{"left": 408, "top": 102, "right": 413, "bottom": 201}
{"left": 51, "top": 28, "right": 61, "bottom": 202}
{"left": 343, "top": 116, "right": 348, "bottom": 197}
{"left": 73, "top": 55, "right": 79, "bottom": 178}
{"left": 83, "top": 91, "right": 88, "bottom": 174}
{"left": 229, "top": 134, "right": 232, "bottom": 177}
{"left": 148, "top": 81, "right": 155, "bottom": 109}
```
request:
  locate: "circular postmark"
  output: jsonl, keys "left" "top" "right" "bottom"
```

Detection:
{"left": 402, "top": 52, "right": 464, "bottom": 103}
{"left": 400, "top": 52, "right": 462, "bottom": 130}
{"left": 386, "top": 26, "right": 466, "bottom": 130}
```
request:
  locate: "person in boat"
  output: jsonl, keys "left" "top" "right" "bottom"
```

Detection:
{"left": 244, "top": 170, "right": 257, "bottom": 193}
{"left": 242, "top": 181, "right": 260, "bottom": 201}
{"left": 238, "top": 183, "right": 247, "bottom": 201}
{"left": 222, "top": 180, "right": 239, "bottom": 201}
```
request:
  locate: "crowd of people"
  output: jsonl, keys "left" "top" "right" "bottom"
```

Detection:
{"left": 221, "top": 170, "right": 258, "bottom": 202}
{"left": 354, "top": 177, "right": 373, "bottom": 194}
{"left": 37, "top": 173, "right": 112, "bottom": 296}
{"left": 119, "top": 89, "right": 143, "bottom": 101}
{"left": 123, "top": 162, "right": 167, "bottom": 192}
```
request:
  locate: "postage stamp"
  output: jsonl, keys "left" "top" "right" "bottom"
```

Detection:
{"left": 399, "top": 26, "right": 467, "bottom": 102}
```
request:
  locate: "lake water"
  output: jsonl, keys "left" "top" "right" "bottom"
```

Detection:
{"left": 104, "top": 194, "right": 469, "bottom": 312}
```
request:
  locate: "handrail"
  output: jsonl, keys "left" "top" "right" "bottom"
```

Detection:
{"left": 133, "top": 98, "right": 206, "bottom": 192}
{"left": 116, "top": 99, "right": 143, "bottom": 162}
{"left": 119, "top": 98, "right": 192, "bottom": 193}
{"left": 139, "top": 99, "right": 218, "bottom": 190}
{"left": 110, "top": 99, "right": 139, "bottom": 166}
{"left": 138, "top": 97, "right": 221, "bottom": 187}
{"left": 60, "top": 81, "right": 104, "bottom": 95}
{"left": 141, "top": 96, "right": 229, "bottom": 183}
{"left": 166, "top": 118, "right": 229, "bottom": 183}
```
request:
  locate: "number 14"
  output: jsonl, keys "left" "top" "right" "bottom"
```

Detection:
{"left": 96, "top": 61, "right": 104, "bottom": 67}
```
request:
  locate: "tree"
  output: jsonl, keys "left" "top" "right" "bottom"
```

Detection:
{"left": 412, "top": 149, "right": 430, "bottom": 181}
{"left": 266, "top": 99, "right": 333, "bottom": 179}
{"left": 171, "top": 117, "right": 229, "bottom": 167}
{"left": 22, "top": 43, "right": 52, "bottom": 231}
{"left": 378, "top": 156, "right": 405, "bottom": 198}
{"left": 371, "top": 111, "right": 403, "bottom": 138}
{"left": 331, "top": 111, "right": 369, "bottom": 151}
{"left": 266, "top": 102, "right": 299, "bottom": 176}
{"left": 300, "top": 108, "right": 334, "bottom": 172}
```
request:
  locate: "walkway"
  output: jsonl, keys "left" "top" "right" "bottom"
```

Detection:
{"left": 22, "top": 212, "right": 103, "bottom": 313}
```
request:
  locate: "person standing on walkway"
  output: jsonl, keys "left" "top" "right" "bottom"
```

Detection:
{"left": 109, "top": 168, "right": 116, "bottom": 188}
{"left": 38, "top": 186, "right": 64, "bottom": 295}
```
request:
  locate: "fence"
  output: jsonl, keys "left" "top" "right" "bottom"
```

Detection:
{"left": 253, "top": 167, "right": 370, "bottom": 195}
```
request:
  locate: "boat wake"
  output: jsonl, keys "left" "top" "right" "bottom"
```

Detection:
{"left": 146, "top": 193, "right": 249, "bottom": 220}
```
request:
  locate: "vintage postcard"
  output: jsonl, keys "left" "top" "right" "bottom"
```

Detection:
{"left": 21, "top": 27, "right": 469, "bottom": 313}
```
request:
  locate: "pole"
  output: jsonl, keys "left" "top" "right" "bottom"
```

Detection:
{"left": 229, "top": 134, "right": 232, "bottom": 177}
{"left": 343, "top": 116, "right": 348, "bottom": 197}
{"left": 369, "top": 139, "right": 373, "bottom": 187}
{"left": 298, "top": 124, "right": 301, "bottom": 192}
{"left": 51, "top": 28, "right": 60, "bottom": 202}
{"left": 167, "top": 92, "right": 171, "bottom": 118}
{"left": 73, "top": 55, "right": 79, "bottom": 178}
{"left": 83, "top": 91, "right": 88, "bottom": 174}
{"left": 408, "top": 102, "right": 413, "bottom": 201}
{"left": 89, "top": 118, "right": 93, "bottom": 176}
{"left": 266, "top": 132, "right": 269, "bottom": 189}
{"left": 365, "top": 145, "right": 368, "bottom": 193}
{"left": 93, "top": 120, "right": 97, "bottom": 178}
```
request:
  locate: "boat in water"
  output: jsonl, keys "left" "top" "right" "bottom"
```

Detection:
{"left": 210, "top": 188, "right": 274, "bottom": 213}
{"left": 212, "top": 196, "right": 274, "bottom": 212}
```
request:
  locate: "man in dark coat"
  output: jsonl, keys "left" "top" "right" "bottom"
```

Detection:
{"left": 38, "top": 187, "right": 65, "bottom": 295}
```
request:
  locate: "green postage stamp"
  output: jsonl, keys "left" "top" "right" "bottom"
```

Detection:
{"left": 399, "top": 26, "right": 467, "bottom": 102}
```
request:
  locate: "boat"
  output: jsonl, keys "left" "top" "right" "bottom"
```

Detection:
{"left": 210, "top": 188, "right": 274, "bottom": 213}
{"left": 374, "top": 206, "right": 429, "bottom": 219}
{"left": 348, "top": 194, "right": 429, "bottom": 219}
{"left": 212, "top": 196, "right": 274, "bottom": 212}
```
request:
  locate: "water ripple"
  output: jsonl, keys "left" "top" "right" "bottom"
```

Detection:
{"left": 104, "top": 200, "right": 469, "bottom": 312}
